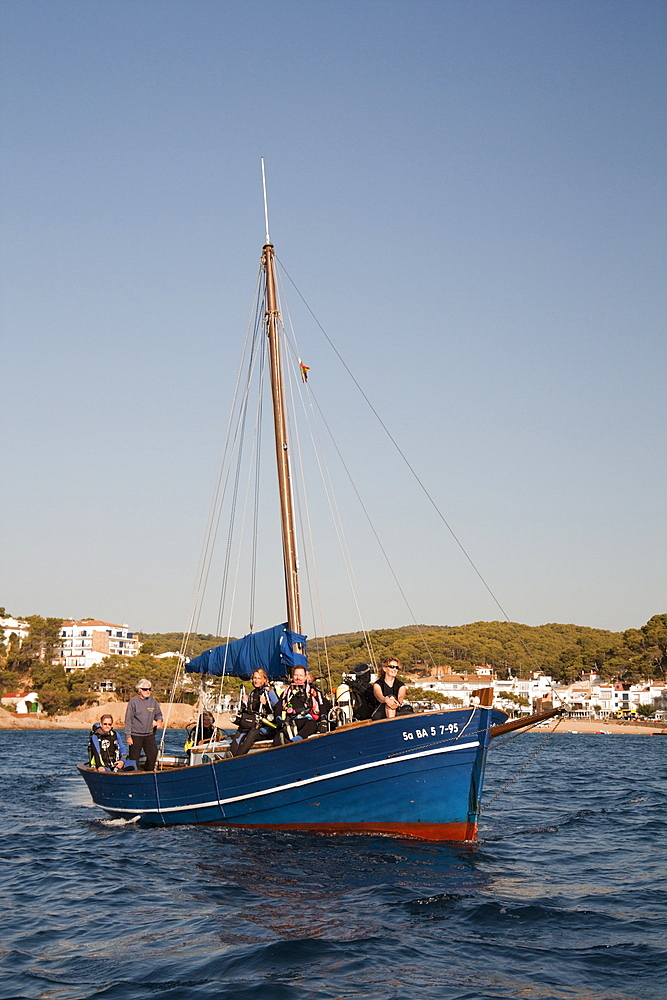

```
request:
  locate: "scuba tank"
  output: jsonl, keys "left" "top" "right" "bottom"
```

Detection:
{"left": 335, "top": 682, "right": 353, "bottom": 723}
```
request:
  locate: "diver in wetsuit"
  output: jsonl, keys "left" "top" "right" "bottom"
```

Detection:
{"left": 88, "top": 714, "right": 136, "bottom": 771}
{"left": 229, "top": 669, "right": 279, "bottom": 756}
{"left": 274, "top": 665, "right": 323, "bottom": 744}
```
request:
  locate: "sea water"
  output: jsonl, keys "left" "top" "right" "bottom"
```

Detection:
{"left": 0, "top": 729, "right": 664, "bottom": 1000}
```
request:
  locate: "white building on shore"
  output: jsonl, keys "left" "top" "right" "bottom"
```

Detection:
{"left": 416, "top": 668, "right": 554, "bottom": 712}
{"left": 1, "top": 616, "right": 30, "bottom": 648}
{"left": 59, "top": 620, "right": 140, "bottom": 672}
{"left": 552, "top": 678, "right": 667, "bottom": 718}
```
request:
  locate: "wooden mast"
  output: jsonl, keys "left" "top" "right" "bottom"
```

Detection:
{"left": 263, "top": 240, "right": 302, "bottom": 634}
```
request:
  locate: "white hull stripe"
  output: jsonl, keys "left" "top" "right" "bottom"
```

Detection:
{"left": 110, "top": 739, "right": 481, "bottom": 817}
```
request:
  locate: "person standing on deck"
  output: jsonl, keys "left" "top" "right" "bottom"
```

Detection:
{"left": 125, "top": 679, "right": 163, "bottom": 771}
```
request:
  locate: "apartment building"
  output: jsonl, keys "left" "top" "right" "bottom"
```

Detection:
{"left": 59, "top": 620, "right": 140, "bottom": 672}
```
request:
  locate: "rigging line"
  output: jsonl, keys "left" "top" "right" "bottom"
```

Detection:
{"left": 229, "top": 336, "right": 268, "bottom": 637}
{"left": 212, "top": 348, "right": 268, "bottom": 703}
{"left": 276, "top": 270, "right": 377, "bottom": 667}
{"left": 182, "top": 267, "right": 265, "bottom": 649}
{"left": 268, "top": 282, "right": 331, "bottom": 672}
{"left": 275, "top": 272, "right": 345, "bottom": 679}
{"left": 276, "top": 271, "right": 336, "bottom": 670}
{"left": 276, "top": 256, "right": 514, "bottom": 625}
{"left": 284, "top": 333, "right": 376, "bottom": 666}
{"left": 212, "top": 306, "right": 272, "bottom": 691}
{"left": 215, "top": 304, "right": 265, "bottom": 638}
{"left": 164, "top": 271, "right": 266, "bottom": 741}
{"left": 481, "top": 715, "right": 564, "bottom": 812}
{"left": 222, "top": 368, "right": 265, "bottom": 666}
{"left": 281, "top": 325, "right": 334, "bottom": 693}
{"left": 214, "top": 296, "right": 265, "bottom": 638}
{"left": 249, "top": 338, "right": 267, "bottom": 632}
{"left": 307, "top": 386, "right": 440, "bottom": 674}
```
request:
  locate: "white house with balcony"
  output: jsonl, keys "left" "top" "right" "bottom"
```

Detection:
{"left": 59, "top": 620, "right": 140, "bottom": 672}
{"left": 494, "top": 672, "right": 554, "bottom": 712}
{"left": 1, "top": 616, "right": 30, "bottom": 648}
{"left": 417, "top": 672, "right": 493, "bottom": 706}
{"left": 639, "top": 683, "right": 667, "bottom": 715}
{"left": 417, "top": 668, "right": 554, "bottom": 712}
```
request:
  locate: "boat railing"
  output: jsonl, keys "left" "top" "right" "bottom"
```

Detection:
{"left": 187, "top": 741, "right": 232, "bottom": 766}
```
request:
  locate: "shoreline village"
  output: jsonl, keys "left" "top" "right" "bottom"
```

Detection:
{"left": 1, "top": 703, "right": 663, "bottom": 736}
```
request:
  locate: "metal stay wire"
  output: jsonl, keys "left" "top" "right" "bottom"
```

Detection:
{"left": 273, "top": 262, "right": 451, "bottom": 672}
{"left": 277, "top": 271, "right": 378, "bottom": 671}
{"left": 275, "top": 255, "right": 546, "bottom": 674}
{"left": 161, "top": 272, "right": 265, "bottom": 746}
{"left": 280, "top": 317, "right": 339, "bottom": 690}
{"left": 211, "top": 303, "right": 272, "bottom": 707}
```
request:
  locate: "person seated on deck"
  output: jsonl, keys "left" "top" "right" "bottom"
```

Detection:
{"left": 273, "top": 665, "right": 323, "bottom": 745}
{"left": 229, "top": 668, "right": 279, "bottom": 757}
{"left": 307, "top": 670, "right": 332, "bottom": 726}
{"left": 88, "top": 714, "right": 137, "bottom": 771}
{"left": 184, "top": 711, "right": 224, "bottom": 752}
{"left": 371, "top": 657, "right": 407, "bottom": 720}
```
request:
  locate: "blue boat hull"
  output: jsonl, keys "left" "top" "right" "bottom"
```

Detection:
{"left": 78, "top": 707, "right": 506, "bottom": 841}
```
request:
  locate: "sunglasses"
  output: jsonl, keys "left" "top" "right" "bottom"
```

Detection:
{"left": 140, "top": 687, "right": 152, "bottom": 691}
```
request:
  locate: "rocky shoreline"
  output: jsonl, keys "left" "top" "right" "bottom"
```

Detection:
{"left": 0, "top": 703, "right": 225, "bottom": 731}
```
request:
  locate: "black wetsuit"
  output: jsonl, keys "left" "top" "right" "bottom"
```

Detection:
{"left": 88, "top": 726, "right": 126, "bottom": 770}
{"left": 230, "top": 685, "right": 279, "bottom": 757}
{"left": 273, "top": 681, "right": 322, "bottom": 744}
{"left": 372, "top": 677, "right": 406, "bottom": 720}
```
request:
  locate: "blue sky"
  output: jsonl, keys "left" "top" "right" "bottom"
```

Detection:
{"left": 1, "top": 0, "right": 665, "bottom": 638}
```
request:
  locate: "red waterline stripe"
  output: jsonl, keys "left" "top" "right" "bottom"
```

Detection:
{"left": 202, "top": 820, "right": 478, "bottom": 842}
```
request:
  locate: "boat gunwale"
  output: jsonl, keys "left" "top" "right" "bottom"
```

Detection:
{"left": 77, "top": 705, "right": 503, "bottom": 773}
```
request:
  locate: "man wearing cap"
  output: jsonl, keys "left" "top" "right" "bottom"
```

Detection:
{"left": 125, "top": 679, "right": 163, "bottom": 771}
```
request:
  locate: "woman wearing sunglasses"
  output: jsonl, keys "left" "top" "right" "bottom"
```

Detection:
{"left": 372, "top": 658, "right": 407, "bottom": 720}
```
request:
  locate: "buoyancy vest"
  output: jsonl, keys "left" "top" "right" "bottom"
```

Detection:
{"left": 232, "top": 685, "right": 278, "bottom": 734}
{"left": 88, "top": 726, "right": 125, "bottom": 769}
{"left": 280, "top": 681, "right": 322, "bottom": 721}
{"left": 247, "top": 685, "right": 277, "bottom": 717}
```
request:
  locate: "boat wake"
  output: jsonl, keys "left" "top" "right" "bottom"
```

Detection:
{"left": 98, "top": 814, "right": 142, "bottom": 827}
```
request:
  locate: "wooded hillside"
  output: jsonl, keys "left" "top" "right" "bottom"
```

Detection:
{"left": 304, "top": 616, "right": 667, "bottom": 684}
{"left": 1, "top": 609, "right": 665, "bottom": 716}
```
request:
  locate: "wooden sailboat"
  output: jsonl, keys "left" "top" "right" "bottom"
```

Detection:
{"left": 78, "top": 182, "right": 559, "bottom": 840}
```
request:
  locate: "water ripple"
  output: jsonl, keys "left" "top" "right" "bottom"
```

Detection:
{"left": 0, "top": 730, "right": 664, "bottom": 1000}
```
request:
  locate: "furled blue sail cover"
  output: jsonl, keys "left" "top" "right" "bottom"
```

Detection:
{"left": 184, "top": 623, "right": 307, "bottom": 680}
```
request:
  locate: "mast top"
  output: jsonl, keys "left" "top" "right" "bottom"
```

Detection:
{"left": 261, "top": 158, "right": 271, "bottom": 246}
